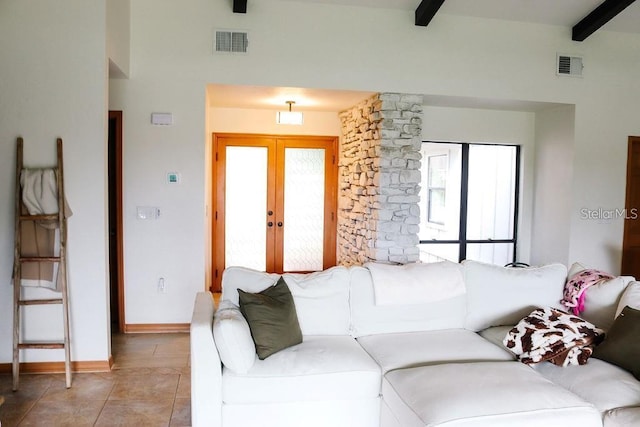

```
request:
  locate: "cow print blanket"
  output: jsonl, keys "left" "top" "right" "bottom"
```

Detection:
{"left": 503, "top": 307, "right": 604, "bottom": 367}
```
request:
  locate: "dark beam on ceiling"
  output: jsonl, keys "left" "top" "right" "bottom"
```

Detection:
{"left": 233, "top": 0, "right": 247, "bottom": 14}
{"left": 572, "top": 0, "right": 636, "bottom": 41}
{"left": 415, "top": 0, "right": 446, "bottom": 27}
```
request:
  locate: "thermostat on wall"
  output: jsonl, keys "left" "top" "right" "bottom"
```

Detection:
{"left": 167, "top": 172, "right": 181, "bottom": 184}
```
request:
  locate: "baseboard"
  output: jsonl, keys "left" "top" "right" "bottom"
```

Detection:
{"left": 0, "top": 359, "right": 111, "bottom": 374}
{"left": 123, "top": 323, "right": 190, "bottom": 333}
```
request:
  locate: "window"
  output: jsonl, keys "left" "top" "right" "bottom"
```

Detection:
{"left": 419, "top": 142, "right": 520, "bottom": 266}
{"left": 427, "top": 154, "right": 447, "bottom": 225}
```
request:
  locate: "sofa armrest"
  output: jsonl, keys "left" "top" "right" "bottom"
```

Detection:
{"left": 190, "top": 291, "right": 222, "bottom": 427}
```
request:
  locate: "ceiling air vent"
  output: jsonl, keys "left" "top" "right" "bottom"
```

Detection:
{"left": 215, "top": 30, "right": 249, "bottom": 54}
{"left": 557, "top": 54, "right": 583, "bottom": 77}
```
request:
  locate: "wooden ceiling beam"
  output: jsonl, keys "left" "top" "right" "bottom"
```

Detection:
{"left": 233, "top": 0, "right": 247, "bottom": 14}
{"left": 572, "top": 0, "right": 636, "bottom": 41}
{"left": 415, "top": 0, "right": 446, "bottom": 27}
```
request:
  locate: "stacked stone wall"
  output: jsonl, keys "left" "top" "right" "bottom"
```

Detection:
{"left": 337, "top": 93, "right": 424, "bottom": 265}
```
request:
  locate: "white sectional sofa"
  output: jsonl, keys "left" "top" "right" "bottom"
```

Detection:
{"left": 190, "top": 260, "right": 640, "bottom": 427}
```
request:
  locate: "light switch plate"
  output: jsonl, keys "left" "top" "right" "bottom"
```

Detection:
{"left": 151, "top": 112, "right": 173, "bottom": 125}
{"left": 136, "top": 206, "right": 160, "bottom": 220}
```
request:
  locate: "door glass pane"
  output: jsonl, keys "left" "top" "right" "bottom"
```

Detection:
{"left": 225, "top": 146, "right": 267, "bottom": 270}
{"left": 467, "top": 145, "right": 517, "bottom": 240}
{"left": 419, "top": 143, "right": 462, "bottom": 240}
{"left": 283, "top": 148, "right": 325, "bottom": 272}
{"left": 466, "top": 243, "right": 514, "bottom": 266}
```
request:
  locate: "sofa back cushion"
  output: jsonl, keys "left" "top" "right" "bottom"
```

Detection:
{"left": 463, "top": 260, "right": 567, "bottom": 331}
{"left": 349, "top": 265, "right": 467, "bottom": 337}
{"left": 221, "top": 266, "right": 351, "bottom": 335}
{"left": 616, "top": 281, "right": 640, "bottom": 317}
{"left": 568, "top": 262, "right": 634, "bottom": 330}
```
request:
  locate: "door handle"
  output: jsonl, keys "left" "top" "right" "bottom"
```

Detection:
{"left": 277, "top": 222, "right": 283, "bottom": 227}
{"left": 267, "top": 221, "right": 274, "bottom": 227}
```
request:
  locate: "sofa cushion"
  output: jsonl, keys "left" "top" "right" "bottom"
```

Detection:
{"left": 357, "top": 329, "right": 513, "bottom": 373}
{"left": 383, "top": 361, "right": 602, "bottom": 427}
{"left": 222, "top": 266, "right": 279, "bottom": 305}
{"left": 534, "top": 357, "right": 640, "bottom": 412}
{"left": 212, "top": 300, "right": 256, "bottom": 373}
{"left": 478, "top": 325, "right": 514, "bottom": 350}
{"left": 221, "top": 266, "right": 351, "bottom": 335}
{"left": 364, "top": 261, "right": 465, "bottom": 306}
{"left": 616, "top": 280, "right": 640, "bottom": 317}
{"left": 238, "top": 277, "right": 303, "bottom": 359}
{"left": 350, "top": 266, "right": 466, "bottom": 337}
{"left": 222, "top": 335, "right": 381, "bottom": 404}
{"left": 604, "top": 406, "right": 640, "bottom": 427}
{"left": 282, "top": 267, "right": 351, "bottom": 335}
{"left": 567, "top": 262, "right": 633, "bottom": 330}
{"left": 463, "top": 260, "right": 567, "bottom": 331}
{"left": 593, "top": 305, "right": 640, "bottom": 380}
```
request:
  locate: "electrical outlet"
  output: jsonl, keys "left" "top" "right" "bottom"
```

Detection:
{"left": 158, "top": 277, "right": 167, "bottom": 293}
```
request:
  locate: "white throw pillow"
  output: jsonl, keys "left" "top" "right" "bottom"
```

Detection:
{"left": 616, "top": 281, "right": 640, "bottom": 318}
{"left": 212, "top": 300, "right": 256, "bottom": 373}
{"left": 568, "top": 262, "right": 634, "bottom": 330}
{"left": 463, "top": 260, "right": 567, "bottom": 331}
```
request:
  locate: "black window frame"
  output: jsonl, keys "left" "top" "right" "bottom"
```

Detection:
{"left": 419, "top": 141, "right": 521, "bottom": 263}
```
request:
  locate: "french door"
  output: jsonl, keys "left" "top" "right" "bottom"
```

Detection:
{"left": 212, "top": 133, "right": 338, "bottom": 291}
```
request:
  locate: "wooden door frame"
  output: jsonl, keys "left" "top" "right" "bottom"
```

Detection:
{"left": 621, "top": 135, "right": 640, "bottom": 276}
{"left": 211, "top": 133, "right": 338, "bottom": 292}
{"left": 108, "top": 111, "right": 125, "bottom": 332}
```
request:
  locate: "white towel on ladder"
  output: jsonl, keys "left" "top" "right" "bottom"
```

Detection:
{"left": 18, "top": 168, "right": 64, "bottom": 291}
{"left": 20, "top": 168, "right": 60, "bottom": 215}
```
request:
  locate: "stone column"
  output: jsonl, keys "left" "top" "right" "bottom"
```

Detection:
{"left": 337, "top": 92, "right": 423, "bottom": 265}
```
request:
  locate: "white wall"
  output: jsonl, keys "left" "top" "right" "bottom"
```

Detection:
{"left": 0, "top": 1, "right": 109, "bottom": 363}
{"left": 106, "top": 0, "right": 640, "bottom": 325}
{"left": 531, "top": 105, "right": 575, "bottom": 266}
{"left": 107, "top": 0, "right": 131, "bottom": 78}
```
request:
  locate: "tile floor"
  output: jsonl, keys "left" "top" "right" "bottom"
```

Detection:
{"left": 0, "top": 332, "right": 191, "bottom": 426}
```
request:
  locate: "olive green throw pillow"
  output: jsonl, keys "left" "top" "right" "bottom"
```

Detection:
{"left": 238, "top": 277, "right": 302, "bottom": 360}
{"left": 593, "top": 305, "right": 640, "bottom": 380}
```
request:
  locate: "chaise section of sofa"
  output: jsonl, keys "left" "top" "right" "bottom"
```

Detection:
{"left": 380, "top": 361, "right": 602, "bottom": 427}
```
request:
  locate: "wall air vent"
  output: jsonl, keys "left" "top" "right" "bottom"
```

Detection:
{"left": 215, "top": 30, "right": 249, "bottom": 54}
{"left": 557, "top": 54, "right": 583, "bottom": 77}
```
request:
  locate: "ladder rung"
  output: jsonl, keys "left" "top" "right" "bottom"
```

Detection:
{"left": 19, "top": 214, "right": 59, "bottom": 221}
{"left": 19, "top": 298, "right": 63, "bottom": 306}
{"left": 18, "top": 342, "right": 65, "bottom": 350}
{"left": 20, "top": 256, "right": 61, "bottom": 263}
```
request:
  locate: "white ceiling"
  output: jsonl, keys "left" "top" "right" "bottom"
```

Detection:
{"left": 207, "top": 85, "right": 376, "bottom": 112}
{"left": 209, "top": 0, "right": 640, "bottom": 113}
{"left": 283, "top": 0, "right": 640, "bottom": 34}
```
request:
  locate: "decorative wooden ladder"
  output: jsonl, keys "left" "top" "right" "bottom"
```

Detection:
{"left": 12, "top": 137, "right": 72, "bottom": 390}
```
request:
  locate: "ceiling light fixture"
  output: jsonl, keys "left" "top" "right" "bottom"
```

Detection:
{"left": 276, "top": 100, "right": 303, "bottom": 125}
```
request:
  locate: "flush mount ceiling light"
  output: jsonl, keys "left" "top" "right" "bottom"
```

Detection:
{"left": 276, "top": 100, "right": 303, "bottom": 125}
